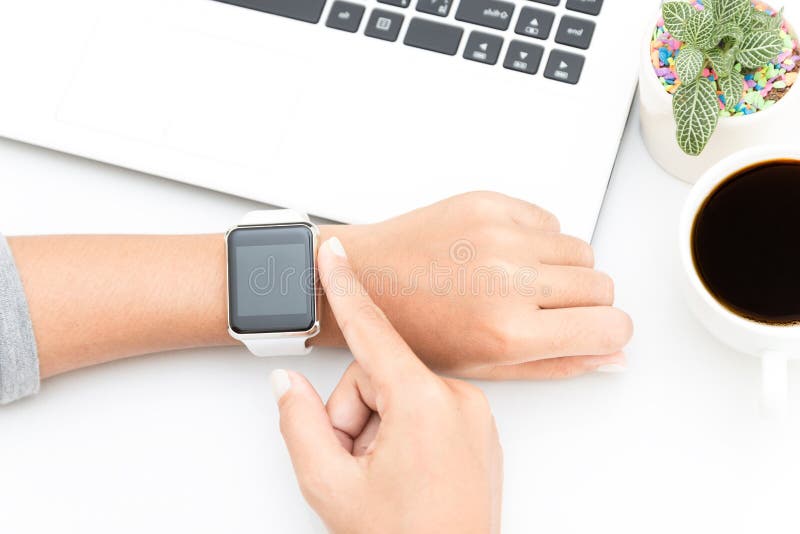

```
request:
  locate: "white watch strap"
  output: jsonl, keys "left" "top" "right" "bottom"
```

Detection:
{"left": 244, "top": 337, "right": 313, "bottom": 357}
{"left": 235, "top": 208, "right": 316, "bottom": 358}
{"left": 239, "top": 209, "right": 311, "bottom": 226}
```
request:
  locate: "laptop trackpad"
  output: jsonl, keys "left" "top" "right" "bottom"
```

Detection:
{"left": 57, "top": 13, "right": 301, "bottom": 167}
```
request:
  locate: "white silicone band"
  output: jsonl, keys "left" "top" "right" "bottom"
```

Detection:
{"left": 244, "top": 337, "right": 313, "bottom": 357}
{"left": 234, "top": 209, "right": 316, "bottom": 358}
{"left": 239, "top": 209, "right": 311, "bottom": 226}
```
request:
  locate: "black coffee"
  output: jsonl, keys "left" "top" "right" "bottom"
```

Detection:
{"left": 692, "top": 159, "right": 800, "bottom": 325}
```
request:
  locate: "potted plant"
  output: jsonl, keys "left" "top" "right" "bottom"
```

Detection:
{"left": 639, "top": 0, "right": 799, "bottom": 183}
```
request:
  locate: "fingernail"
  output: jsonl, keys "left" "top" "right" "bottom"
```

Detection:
{"left": 326, "top": 237, "right": 347, "bottom": 259}
{"left": 596, "top": 363, "right": 627, "bottom": 374}
{"left": 270, "top": 369, "right": 291, "bottom": 401}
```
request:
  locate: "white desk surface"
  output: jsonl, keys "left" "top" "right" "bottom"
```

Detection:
{"left": 2, "top": 102, "right": 800, "bottom": 534}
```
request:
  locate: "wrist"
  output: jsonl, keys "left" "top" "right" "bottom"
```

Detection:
{"left": 309, "top": 225, "right": 355, "bottom": 348}
{"left": 217, "top": 223, "right": 361, "bottom": 350}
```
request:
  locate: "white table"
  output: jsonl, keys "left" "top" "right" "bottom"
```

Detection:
{"left": 1, "top": 102, "right": 799, "bottom": 534}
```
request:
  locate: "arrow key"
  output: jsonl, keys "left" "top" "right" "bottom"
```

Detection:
{"left": 514, "top": 6, "right": 555, "bottom": 40}
{"left": 463, "top": 31, "right": 504, "bottom": 65}
{"left": 544, "top": 49, "right": 585, "bottom": 84}
{"left": 503, "top": 40, "right": 544, "bottom": 75}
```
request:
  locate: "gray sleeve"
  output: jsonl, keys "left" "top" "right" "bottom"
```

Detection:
{"left": 0, "top": 235, "right": 39, "bottom": 404}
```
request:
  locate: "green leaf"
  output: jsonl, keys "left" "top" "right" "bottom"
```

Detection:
{"left": 717, "top": 23, "right": 744, "bottom": 47}
{"left": 748, "top": 7, "right": 783, "bottom": 31}
{"left": 770, "top": 7, "right": 784, "bottom": 31}
{"left": 733, "top": 2, "right": 753, "bottom": 27}
{"left": 737, "top": 30, "right": 783, "bottom": 69}
{"left": 673, "top": 78, "right": 720, "bottom": 156}
{"left": 706, "top": 47, "right": 735, "bottom": 75}
{"left": 750, "top": 9, "right": 775, "bottom": 30}
{"left": 764, "top": 8, "right": 783, "bottom": 31}
{"left": 712, "top": 0, "right": 750, "bottom": 24}
{"left": 663, "top": 1, "right": 696, "bottom": 41}
{"left": 684, "top": 10, "right": 717, "bottom": 49}
{"left": 676, "top": 46, "right": 705, "bottom": 83}
{"left": 719, "top": 71, "right": 745, "bottom": 109}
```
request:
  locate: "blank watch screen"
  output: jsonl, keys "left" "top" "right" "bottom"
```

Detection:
{"left": 227, "top": 225, "right": 316, "bottom": 334}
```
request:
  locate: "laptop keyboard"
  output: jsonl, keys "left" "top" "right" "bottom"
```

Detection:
{"left": 213, "top": 0, "right": 603, "bottom": 84}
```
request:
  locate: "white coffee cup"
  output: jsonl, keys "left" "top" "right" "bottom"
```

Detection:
{"left": 678, "top": 146, "right": 800, "bottom": 417}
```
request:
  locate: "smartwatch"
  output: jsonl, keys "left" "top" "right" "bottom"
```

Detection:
{"left": 225, "top": 209, "right": 321, "bottom": 357}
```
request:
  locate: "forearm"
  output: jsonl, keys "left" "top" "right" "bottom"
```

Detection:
{"left": 7, "top": 234, "right": 232, "bottom": 378}
{"left": 7, "top": 230, "right": 351, "bottom": 379}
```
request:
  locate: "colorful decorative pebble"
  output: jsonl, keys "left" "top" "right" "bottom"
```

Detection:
{"left": 651, "top": 0, "right": 799, "bottom": 116}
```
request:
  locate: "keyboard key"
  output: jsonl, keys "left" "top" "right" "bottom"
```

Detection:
{"left": 463, "top": 31, "right": 503, "bottom": 65}
{"left": 455, "top": 0, "right": 515, "bottom": 31}
{"left": 416, "top": 0, "right": 453, "bottom": 17}
{"left": 214, "top": 0, "right": 326, "bottom": 23}
{"left": 566, "top": 0, "right": 603, "bottom": 16}
{"left": 365, "top": 9, "right": 405, "bottom": 41}
{"left": 514, "top": 7, "right": 555, "bottom": 40}
{"left": 531, "top": 0, "right": 559, "bottom": 5}
{"left": 404, "top": 18, "right": 463, "bottom": 55}
{"left": 503, "top": 40, "right": 544, "bottom": 75}
{"left": 544, "top": 49, "right": 585, "bottom": 84}
{"left": 555, "top": 16, "right": 595, "bottom": 49}
{"left": 326, "top": 1, "right": 365, "bottom": 32}
{"left": 378, "top": 0, "right": 411, "bottom": 7}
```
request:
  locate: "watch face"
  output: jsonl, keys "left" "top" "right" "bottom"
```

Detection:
{"left": 227, "top": 224, "right": 317, "bottom": 335}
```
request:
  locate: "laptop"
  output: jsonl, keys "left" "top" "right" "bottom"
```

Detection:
{"left": 0, "top": 0, "right": 656, "bottom": 241}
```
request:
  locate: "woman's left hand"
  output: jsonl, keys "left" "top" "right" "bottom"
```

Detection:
{"left": 313, "top": 192, "right": 633, "bottom": 380}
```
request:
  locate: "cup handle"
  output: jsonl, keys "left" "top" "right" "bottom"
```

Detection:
{"left": 760, "top": 350, "right": 789, "bottom": 418}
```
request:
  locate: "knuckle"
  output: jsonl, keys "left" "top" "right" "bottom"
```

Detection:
{"left": 450, "top": 378, "right": 478, "bottom": 396}
{"left": 570, "top": 239, "right": 595, "bottom": 267}
{"left": 449, "top": 379, "right": 493, "bottom": 415}
{"left": 402, "top": 380, "right": 452, "bottom": 412}
{"left": 536, "top": 209, "right": 561, "bottom": 232}
{"left": 465, "top": 190, "right": 509, "bottom": 204}
{"left": 523, "top": 203, "right": 560, "bottom": 231}
{"left": 460, "top": 191, "right": 508, "bottom": 218}
{"left": 297, "top": 470, "right": 335, "bottom": 505}
{"left": 478, "top": 318, "right": 516, "bottom": 361}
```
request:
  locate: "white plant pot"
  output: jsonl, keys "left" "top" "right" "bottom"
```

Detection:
{"left": 638, "top": 19, "right": 800, "bottom": 184}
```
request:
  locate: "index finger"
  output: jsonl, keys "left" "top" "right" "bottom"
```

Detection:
{"left": 317, "top": 237, "right": 433, "bottom": 397}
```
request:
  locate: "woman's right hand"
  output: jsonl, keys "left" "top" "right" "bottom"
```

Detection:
{"left": 271, "top": 237, "right": 503, "bottom": 534}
